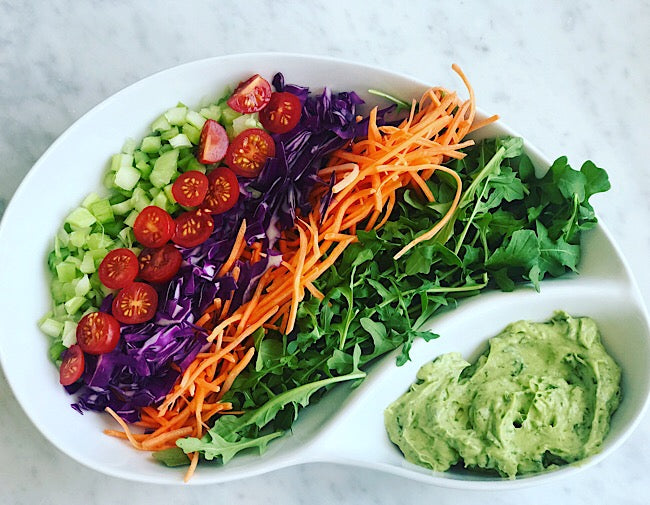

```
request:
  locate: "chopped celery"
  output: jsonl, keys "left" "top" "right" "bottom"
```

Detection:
{"left": 62, "top": 320, "right": 78, "bottom": 347}
{"left": 49, "top": 341, "right": 66, "bottom": 363}
{"left": 87, "top": 233, "right": 114, "bottom": 250}
{"left": 163, "top": 183, "right": 175, "bottom": 203}
{"left": 117, "top": 227, "right": 135, "bottom": 248}
{"left": 122, "top": 137, "right": 137, "bottom": 155}
{"left": 66, "top": 207, "right": 97, "bottom": 229}
{"left": 55, "top": 262, "right": 77, "bottom": 283}
{"left": 62, "top": 282, "right": 77, "bottom": 301}
{"left": 69, "top": 228, "right": 91, "bottom": 248}
{"left": 199, "top": 105, "right": 222, "bottom": 121}
{"left": 109, "top": 193, "right": 128, "bottom": 204}
{"left": 136, "top": 160, "right": 152, "bottom": 178}
{"left": 230, "top": 113, "right": 262, "bottom": 138}
{"left": 80, "top": 251, "right": 96, "bottom": 274}
{"left": 184, "top": 157, "right": 206, "bottom": 174}
{"left": 64, "top": 296, "right": 85, "bottom": 315}
{"left": 124, "top": 209, "right": 139, "bottom": 228}
{"left": 39, "top": 318, "right": 64, "bottom": 338}
{"left": 111, "top": 199, "right": 133, "bottom": 216}
{"left": 75, "top": 275, "right": 91, "bottom": 297}
{"left": 186, "top": 110, "right": 206, "bottom": 130}
{"left": 221, "top": 105, "right": 241, "bottom": 124}
{"left": 48, "top": 251, "right": 60, "bottom": 273}
{"left": 103, "top": 171, "right": 116, "bottom": 189}
{"left": 53, "top": 303, "right": 67, "bottom": 318}
{"left": 81, "top": 192, "right": 101, "bottom": 209}
{"left": 91, "top": 249, "right": 109, "bottom": 269}
{"left": 53, "top": 236, "right": 62, "bottom": 258}
{"left": 164, "top": 106, "right": 188, "bottom": 125}
{"left": 89, "top": 272, "right": 103, "bottom": 291}
{"left": 117, "top": 153, "right": 134, "bottom": 169}
{"left": 182, "top": 123, "right": 201, "bottom": 145}
{"left": 133, "top": 150, "right": 149, "bottom": 164}
{"left": 177, "top": 149, "right": 194, "bottom": 170}
{"left": 53, "top": 244, "right": 70, "bottom": 260}
{"left": 169, "top": 133, "right": 192, "bottom": 149}
{"left": 160, "top": 126, "right": 180, "bottom": 141}
{"left": 89, "top": 199, "right": 115, "bottom": 224}
{"left": 51, "top": 281, "right": 66, "bottom": 303}
{"left": 150, "top": 148, "right": 179, "bottom": 188}
{"left": 152, "top": 190, "right": 170, "bottom": 210}
{"left": 110, "top": 153, "right": 122, "bottom": 172}
{"left": 151, "top": 114, "right": 171, "bottom": 132}
{"left": 56, "top": 228, "right": 70, "bottom": 247}
{"left": 64, "top": 255, "right": 82, "bottom": 268}
{"left": 114, "top": 165, "right": 141, "bottom": 190}
{"left": 131, "top": 186, "right": 151, "bottom": 211}
{"left": 141, "top": 136, "right": 162, "bottom": 153}
{"left": 159, "top": 143, "right": 173, "bottom": 154}
{"left": 96, "top": 220, "right": 123, "bottom": 238}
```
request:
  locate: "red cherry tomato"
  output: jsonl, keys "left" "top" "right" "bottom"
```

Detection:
{"left": 76, "top": 311, "right": 121, "bottom": 355}
{"left": 259, "top": 91, "right": 302, "bottom": 134}
{"left": 172, "top": 170, "right": 209, "bottom": 207}
{"left": 112, "top": 282, "right": 158, "bottom": 325}
{"left": 197, "top": 119, "right": 229, "bottom": 164}
{"left": 202, "top": 167, "right": 240, "bottom": 215}
{"left": 225, "top": 128, "right": 276, "bottom": 178}
{"left": 59, "top": 344, "right": 85, "bottom": 386}
{"left": 133, "top": 206, "right": 175, "bottom": 248}
{"left": 138, "top": 244, "right": 183, "bottom": 284}
{"left": 97, "top": 248, "right": 139, "bottom": 289}
{"left": 227, "top": 74, "right": 272, "bottom": 113}
{"left": 172, "top": 209, "right": 214, "bottom": 248}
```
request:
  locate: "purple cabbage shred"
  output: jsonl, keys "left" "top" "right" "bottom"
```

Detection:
{"left": 69, "top": 73, "right": 373, "bottom": 422}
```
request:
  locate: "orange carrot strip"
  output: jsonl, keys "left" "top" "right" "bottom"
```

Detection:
{"left": 141, "top": 426, "right": 194, "bottom": 450}
{"left": 105, "top": 407, "right": 143, "bottom": 450}
{"left": 184, "top": 452, "right": 199, "bottom": 483}
{"left": 286, "top": 224, "right": 308, "bottom": 334}
{"left": 217, "top": 347, "right": 256, "bottom": 400}
{"left": 217, "top": 220, "right": 247, "bottom": 277}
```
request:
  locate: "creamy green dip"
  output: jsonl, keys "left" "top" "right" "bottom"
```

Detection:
{"left": 384, "top": 311, "right": 622, "bottom": 478}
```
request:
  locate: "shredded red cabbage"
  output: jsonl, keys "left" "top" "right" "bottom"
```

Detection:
{"left": 69, "top": 73, "right": 375, "bottom": 422}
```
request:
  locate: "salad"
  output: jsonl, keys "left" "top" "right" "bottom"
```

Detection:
{"left": 40, "top": 66, "right": 610, "bottom": 480}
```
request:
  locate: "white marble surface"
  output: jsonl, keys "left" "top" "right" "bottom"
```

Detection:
{"left": 1, "top": 0, "right": 649, "bottom": 503}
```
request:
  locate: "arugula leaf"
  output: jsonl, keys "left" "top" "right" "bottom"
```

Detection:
{"left": 177, "top": 430, "right": 285, "bottom": 464}
{"left": 152, "top": 447, "right": 191, "bottom": 467}
{"left": 175, "top": 136, "right": 610, "bottom": 465}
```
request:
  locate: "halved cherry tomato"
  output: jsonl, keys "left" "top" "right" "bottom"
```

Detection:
{"left": 112, "top": 282, "right": 158, "bottom": 325}
{"left": 172, "top": 170, "right": 209, "bottom": 207}
{"left": 225, "top": 128, "right": 276, "bottom": 178}
{"left": 197, "top": 119, "right": 229, "bottom": 164}
{"left": 59, "top": 344, "right": 85, "bottom": 386}
{"left": 259, "top": 91, "right": 302, "bottom": 134}
{"left": 76, "top": 311, "right": 121, "bottom": 355}
{"left": 172, "top": 209, "right": 214, "bottom": 248}
{"left": 202, "top": 167, "right": 240, "bottom": 214}
{"left": 227, "top": 74, "right": 272, "bottom": 113}
{"left": 133, "top": 206, "right": 175, "bottom": 248}
{"left": 98, "top": 248, "right": 139, "bottom": 289}
{"left": 138, "top": 244, "right": 183, "bottom": 283}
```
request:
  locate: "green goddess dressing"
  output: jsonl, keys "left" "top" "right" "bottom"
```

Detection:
{"left": 384, "top": 311, "right": 622, "bottom": 478}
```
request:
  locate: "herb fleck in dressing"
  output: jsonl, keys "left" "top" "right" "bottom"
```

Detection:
{"left": 384, "top": 311, "right": 622, "bottom": 478}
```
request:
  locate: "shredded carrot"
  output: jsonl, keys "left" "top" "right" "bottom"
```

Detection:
{"left": 104, "top": 65, "right": 498, "bottom": 482}
{"left": 217, "top": 220, "right": 247, "bottom": 277}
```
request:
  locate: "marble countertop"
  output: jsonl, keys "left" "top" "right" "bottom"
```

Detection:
{"left": 1, "top": 1, "right": 649, "bottom": 503}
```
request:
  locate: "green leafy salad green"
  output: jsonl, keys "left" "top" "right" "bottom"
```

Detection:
{"left": 155, "top": 136, "right": 610, "bottom": 466}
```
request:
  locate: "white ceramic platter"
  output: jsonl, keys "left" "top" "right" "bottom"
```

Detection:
{"left": 0, "top": 53, "right": 648, "bottom": 487}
